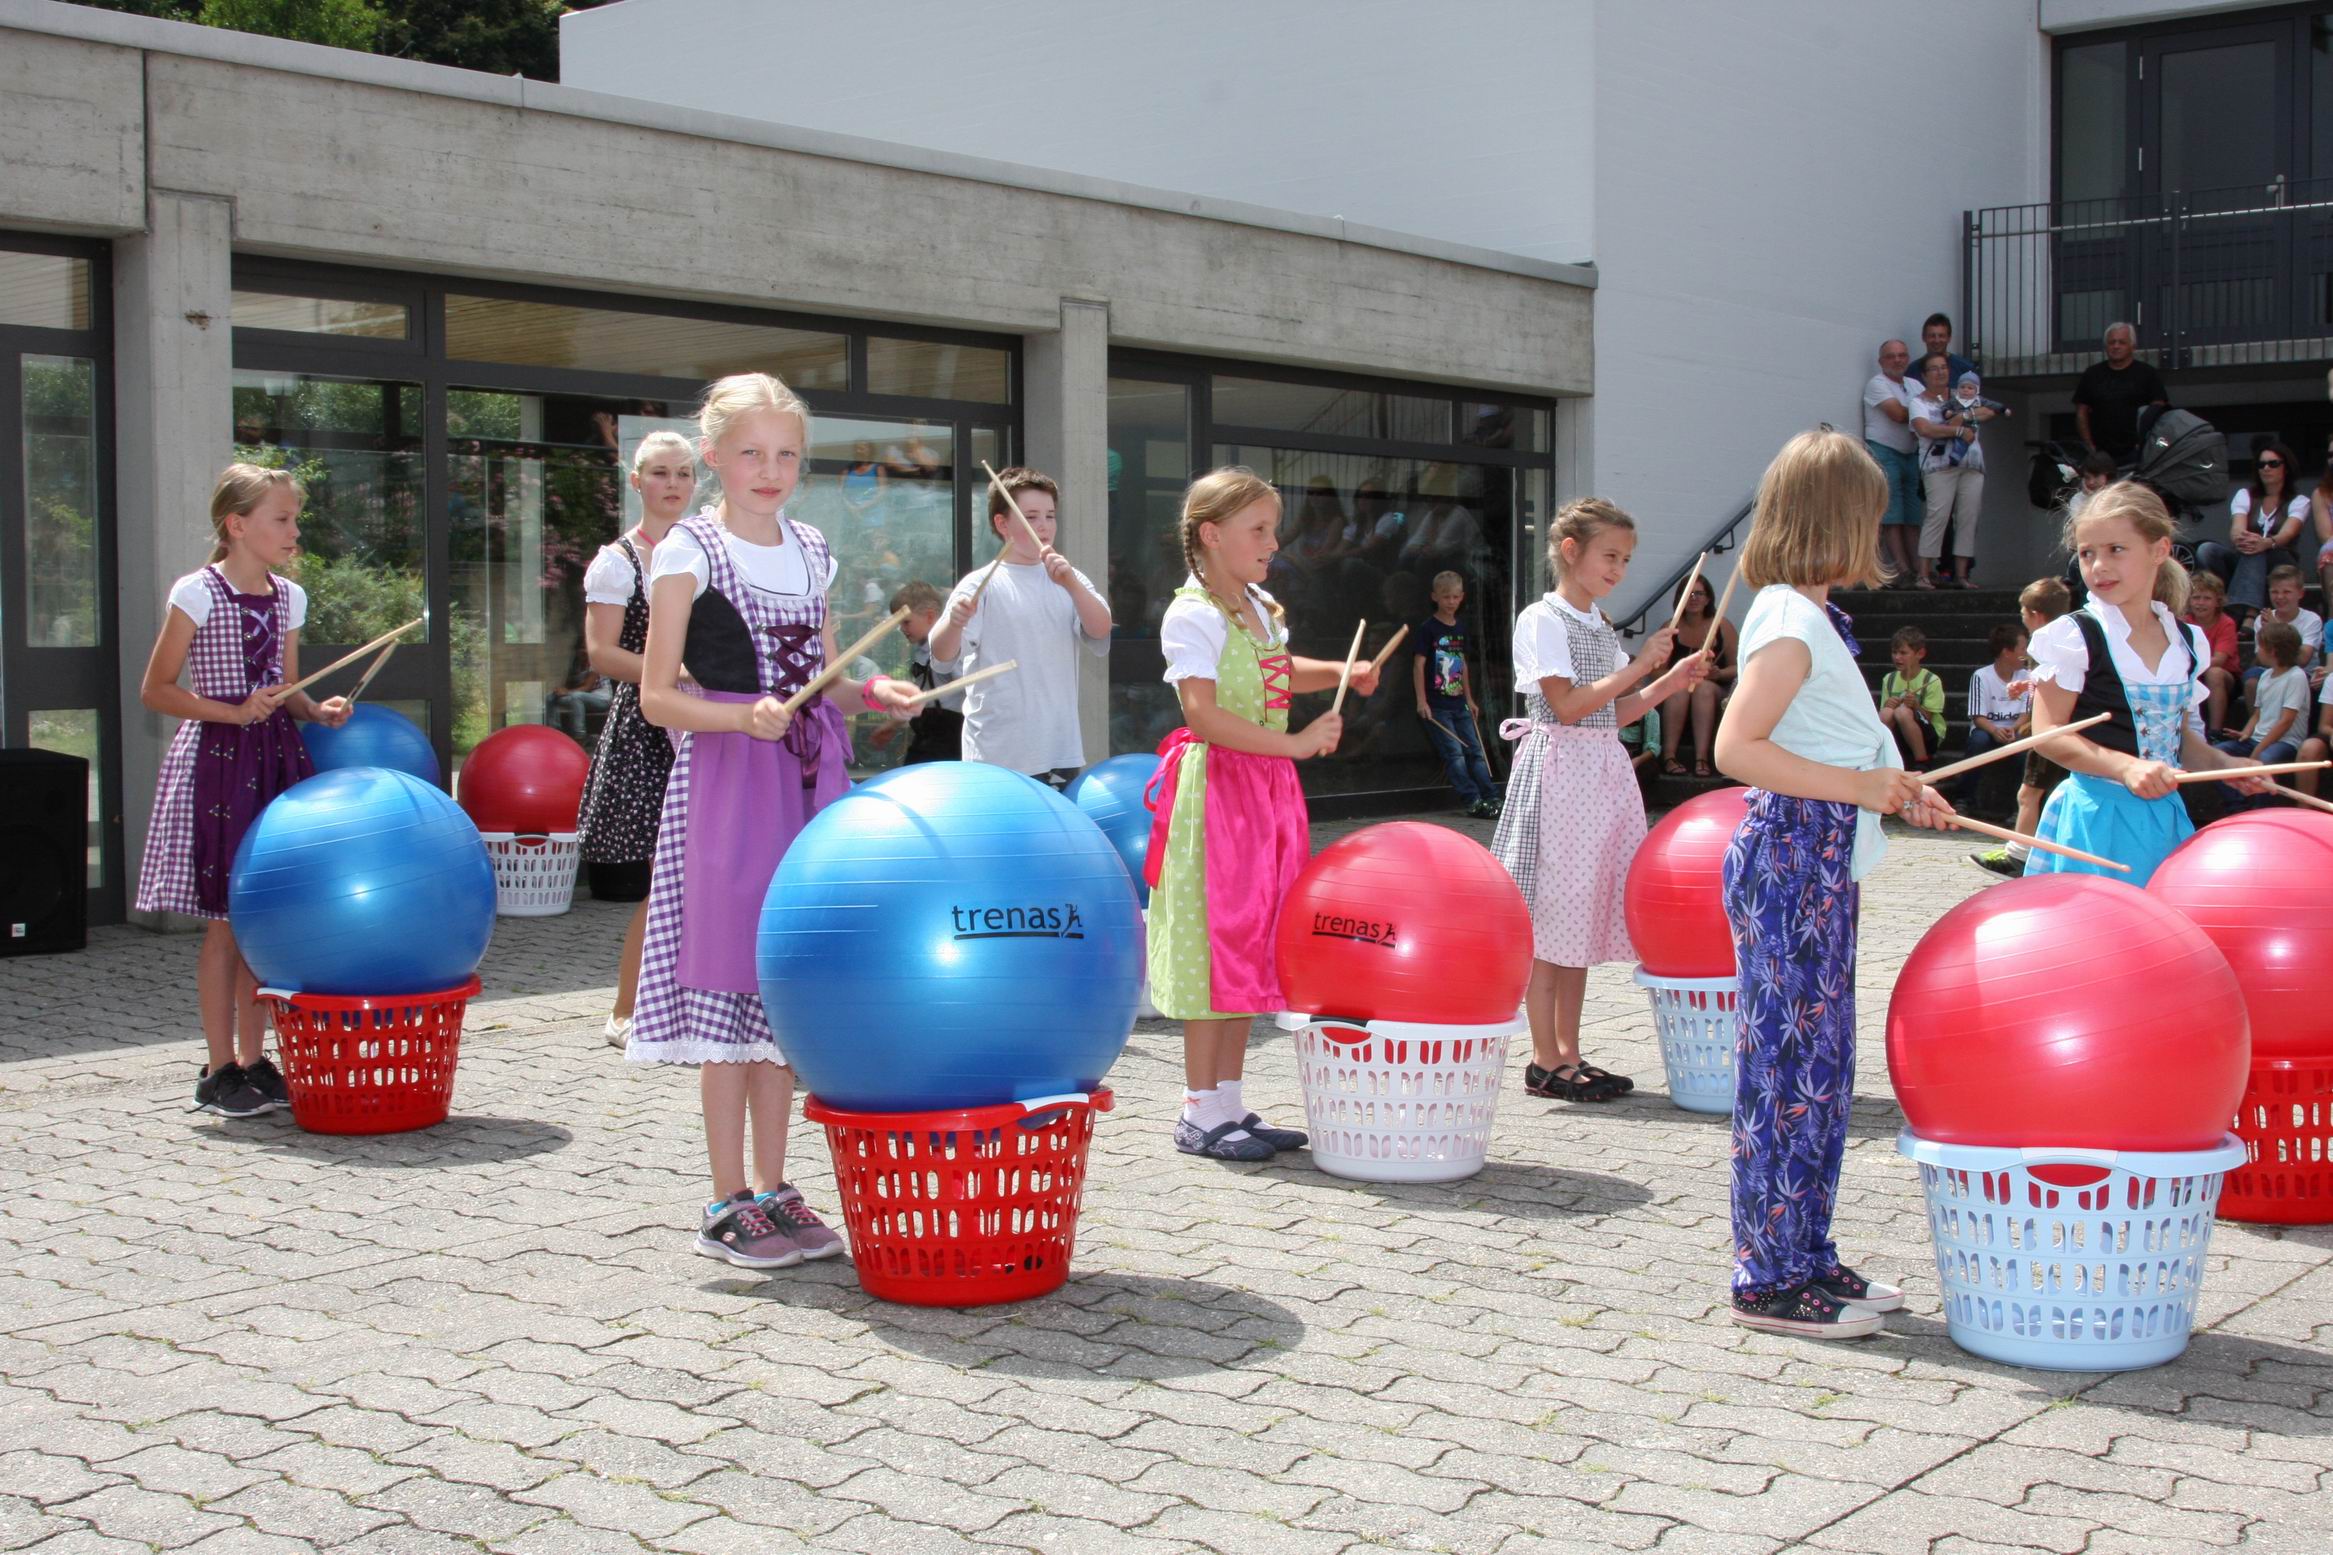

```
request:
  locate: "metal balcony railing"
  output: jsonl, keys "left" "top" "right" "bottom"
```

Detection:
{"left": 1964, "top": 176, "right": 2333, "bottom": 379}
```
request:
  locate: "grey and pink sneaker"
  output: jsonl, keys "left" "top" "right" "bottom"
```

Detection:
{"left": 694, "top": 1192, "right": 802, "bottom": 1269}
{"left": 757, "top": 1185, "right": 846, "bottom": 1261}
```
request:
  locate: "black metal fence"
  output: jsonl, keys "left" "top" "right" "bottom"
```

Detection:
{"left": 1965, "top": 176, "right": 2333, "bottom": 378}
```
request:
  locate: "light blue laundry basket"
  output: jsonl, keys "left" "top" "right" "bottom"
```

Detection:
{"left": 1898, "top": 1129, "right": 2249, "bottom": 1371}
{"left": 1630, "top": 968, "right": 1738, "bottom": 1114}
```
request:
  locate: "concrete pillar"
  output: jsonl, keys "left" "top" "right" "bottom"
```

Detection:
{"left": 1022, "top": 296, "right": 1112, "bottom": 765}
{"left": 114, "top": 190, "right": 233, "bottom": 928}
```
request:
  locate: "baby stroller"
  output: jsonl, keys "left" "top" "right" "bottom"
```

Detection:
{"left": 2124, "top": 405, "right": 2223, "bottom": 568}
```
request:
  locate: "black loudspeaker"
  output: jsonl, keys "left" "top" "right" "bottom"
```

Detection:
{"left": 0, "top": 748, "right": 88, "bottom": 956}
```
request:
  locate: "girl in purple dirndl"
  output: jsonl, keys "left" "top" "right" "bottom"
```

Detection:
{"left": 135, "top": 464, "right": 351, "bottom": 1119}
{"left": 1713, "top": 431, "right": 1953, "bottom": 1342}
{"left": 628, "top": 374, "right": 919, "bottom": 1271}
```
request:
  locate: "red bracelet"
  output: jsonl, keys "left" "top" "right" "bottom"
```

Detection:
{"left": 862, "top": 678, "right": 891, "bottom": 711}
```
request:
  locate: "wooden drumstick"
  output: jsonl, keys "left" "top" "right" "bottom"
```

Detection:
{"left": 1368, "top": 623, "right": 1410, "bottom": 674}
{"left": 276, "top": 616, "right": 424, "bottom": 700}
{"left": 1330, "top": 619, "right": 1367, "bottom": 715}
{"left": 1921, "top": 713, "right": 2111, "bottom": 786}
{"left": 1702, "top": 568, "right": 1742, "bottom": 658}
{"left": 894, "top": 659, "right": 1015, "bottom": 710}
{"left": 776, "top": 608, "right": 909, "bottom": 716}
{"left": 2169, "top": 760, "right": 2330, "bottom": 785}
{"left": 1666, "top": 553, "right": 1708, "bottom": 635}
{"left": 345, "top": 639, "right": 400, "bottom": 705}
{"left": 1938, "top": 811, "right": 2129, "bottom": 872}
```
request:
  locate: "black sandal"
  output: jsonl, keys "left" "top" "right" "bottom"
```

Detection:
{"left": 1574, "top": 1063, "right": 1635, "bottom": 1095}
{"left": 1662, "top": 759, "right": 1688, "bottom": 777}
{"left": 1524, "top": 1063, "right": 1620, "bottom": 1102}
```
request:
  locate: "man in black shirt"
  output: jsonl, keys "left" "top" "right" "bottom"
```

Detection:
{"left": 2072, "top": 322, "right": 2169, "bottom": 463}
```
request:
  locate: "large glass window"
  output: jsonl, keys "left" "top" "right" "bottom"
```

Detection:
{"left": 22, "top": 355, "right": 100, "bottom": 648}
{"left": 231, "top": 372, "right": 429, "bottom": 653}
{"left": 445, "top": 294, "right": 849, "bottom": 390}
{"left": 1107, "top": 362, "right": 1551, "bottom": 803}
{"left": 2059, "top": 40, "right": 2132, "bottom": 205}
{"left": 233, "top": 290, "right": 410, "bottom": 340}
{"left": 0, "top": 251, "right": 91, "bottom": 329}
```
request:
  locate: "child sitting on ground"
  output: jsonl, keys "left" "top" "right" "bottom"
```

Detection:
{"left": 1877, "top": 626, "right": 1946, "bottom": 769}
{"left": 1954, "top": 622, "right": 2031, "bottom": 805}
{"left": 1972, "top": 577, "right": 2074, "bottom": 878}
{"left": 2185, "top": 570, "right": 2241, "bottom": 733}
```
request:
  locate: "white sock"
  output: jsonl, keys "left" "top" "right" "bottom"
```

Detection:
{"left": 1218, "top": 1080, "right": 1247, "bottom": 1122}
{"left": 2006, "top": 840, "right": 2030, "bottom": 862}
{"left": 1181, "top": 1088, "right": 1214, "bottom": 1125}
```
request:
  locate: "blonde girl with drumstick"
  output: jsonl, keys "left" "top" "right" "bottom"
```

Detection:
{"left": 2025, "top": 481, "right": 2277, "bottom": 886}
{"left": 580, "top": 429, "right": 695, "bottom": 1049}
{"left": 136, "top": 464, "right": 351, "bottom": 1118}
{"left": 1145, "top": 468, "right": 1379, "bottom": 1161}
{"left": 627, "top": 374, "right": 919, "bottom": 1268}
{"left": 1490, "top": 499, "right": 1708, "bottom": 1104}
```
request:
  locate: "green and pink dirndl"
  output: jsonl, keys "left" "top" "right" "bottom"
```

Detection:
{"left": 1144, "top": 587, "right": 1309, "bottom": 1020}
{"left": 626, "top": 513, "right": 848, "bottom": 1065}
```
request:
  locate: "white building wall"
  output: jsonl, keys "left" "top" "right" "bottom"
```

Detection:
{"left": 560, "top": 0, "right": 1599, "bottom": 267}
{"left": 567, "top": 0, "right": 2064, "bottom": 609}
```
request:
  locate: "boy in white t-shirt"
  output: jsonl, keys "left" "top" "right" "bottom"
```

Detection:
{"left": 1950, "top": 622, "right": 2032, "bottom": 803}
{"left": 2296, "top": 674, "right": 2333, "bottom": 801}
{"left": 2217, "top": 621, "right": 2312, "bottom": 787}
{"left": 929, "top": 466, "right": 1112, "bottom": 787}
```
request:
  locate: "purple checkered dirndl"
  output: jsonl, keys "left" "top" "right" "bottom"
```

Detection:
{"left": 627, "top": 512, "right": 846, "bottom": 1066}
{"left": 135, "top": 568, "right": 312, "bottom": 919}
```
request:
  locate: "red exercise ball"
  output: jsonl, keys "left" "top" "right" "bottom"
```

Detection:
{"left": 1624, "top": 786, "right": 1750, "bottom": 977}
{"left": 458, "top": 724, "right": 590, "bottom": 835}
{"left": 2148, "top": 811, "right": 2333, "bottom": 1059}
{"left": 1276, "top": 821, "right": 1531, "bottom": 1024}
{"left": 1887, "top": 874, "right": 2248, "bottom": 1151}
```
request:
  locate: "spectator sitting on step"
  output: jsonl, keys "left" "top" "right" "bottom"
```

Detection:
{"left": 1877, "top": 625, "right": 1946, "bottom": 771}
{"left": 2244, "top": 567, "right": 2323, "bottom": 712}
{"left": 1973, "top": 578, "right": 2074, "bottom": 878}
{"left": 1953, "top": 622, "right": 2031, "bottom": 803}
{"left": 2182, "top": 570, "right": 2240, "bottom": 733}
{"left": 2067, "top": 450, "right": 2118, "bottom": 523}
{"left": 1655, "top": 572, "right": 1734, "bottom": 778}
{"left": 2200, "top": 441, "right": 2309, "bottom": 617}
{"left": 2215, "top": 622, "right": 2309, "bottom": 800}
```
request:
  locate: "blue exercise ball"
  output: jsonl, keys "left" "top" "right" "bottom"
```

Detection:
{"left": 301, "top": 704, "right": 440, "bottom": 785}
{"left": 230, "top": 767, "right": 496, "bottom": 996}
{"left": 1066, "top": 754, "right": 1160, "bottom": 907}
{"left": 758, "top": 762, "right": 1143, "bottom": 1111}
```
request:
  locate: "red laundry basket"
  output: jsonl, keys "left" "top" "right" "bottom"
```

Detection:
{"left": 2221, "top": 1056, "right": 2333, "bottom": 1225}
{"left": 804, "top": 1089, "right": 1111, "bottom": 1306}
{"left": 257, "top": 978, "right": 479, "bottom": 1135}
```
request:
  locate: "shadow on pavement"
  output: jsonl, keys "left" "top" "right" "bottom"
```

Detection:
{"left": 725, "top": 1267, "right": 1311, "bottom": 1381}
{"left": 1256, "top": 1156, "right": 1657, "bottom": 1223}
{"left": 232, "top": 1114, "right": 576, "bottom": 1166}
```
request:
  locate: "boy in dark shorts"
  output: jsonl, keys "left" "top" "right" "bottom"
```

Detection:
{"left": 1972, "top": 577, "right": 2072, "bottom": 878}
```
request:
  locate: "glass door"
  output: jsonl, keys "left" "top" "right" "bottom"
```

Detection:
{"left": 2142, "top": 20, "right": 2297, "bottom": 350}
{"left": 0, "top": 242, "right": 121, "bottom": 922}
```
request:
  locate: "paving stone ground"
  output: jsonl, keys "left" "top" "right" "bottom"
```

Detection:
{"left": 1, "top": 810, "right": 2327, "bottom": 1555}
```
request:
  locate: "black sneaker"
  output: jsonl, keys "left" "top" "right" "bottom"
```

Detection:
{"left": 1811, "top": 1264, "right": 1904, "bottom": 1313}
{"left": 194, "top": 1063, "right": 270, "bottom": 1118}
{"left": 1966, "top": 847, "right": 2022, "bottom": 880}
{"left": 243, "top": 1055, "right": 292, "bottom": 1112}
{"left": 1466, "top": 800, "right": 1497, "bottom": 820}
{"left": 1729, "top": 1281, "right": 1884, "bottom": 1339}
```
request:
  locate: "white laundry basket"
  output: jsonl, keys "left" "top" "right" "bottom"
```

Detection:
{"left": 1277, "top": 1012, "right": 1520, "bottom": 1183}
{"left": 1631, "top": 967, "right": 1740, "bottom": 1115}
{"left": 479, "top": 831, "right": 581, "bottom": 917}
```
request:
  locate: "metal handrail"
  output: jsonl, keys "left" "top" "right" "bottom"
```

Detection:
{"left": 1608, "top": 494, "right": 1755, "bottom": 642}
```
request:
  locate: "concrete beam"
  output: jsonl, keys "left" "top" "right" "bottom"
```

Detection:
{"left": 1022, "top": 298, "right": 1113, "bottom": 764}
{"left": 114, "top": 190, "right": 233, "bottom": 929}
{"left": 137, "top": 54, "right": 1588, "bottom": 397}
{"left": 0, "top": 27, "right": 144, "bottom": 235}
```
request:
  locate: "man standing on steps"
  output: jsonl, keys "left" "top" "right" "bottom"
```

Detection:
{"left": 1919, "top": 314, "right": 1977, "bottom": 393}
{"left": 2073, "top": 322, "right": 2170, "bottom": 465}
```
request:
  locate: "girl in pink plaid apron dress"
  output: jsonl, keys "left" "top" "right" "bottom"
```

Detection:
{"left": 627, "top": 375, "right": 919, "bottom": 1270}
{"left": 1489, "top": 500, "right": 1706, "bottom": 1105}
{"left": 135, "top": 465, "right": 351, "bottom": 1118}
